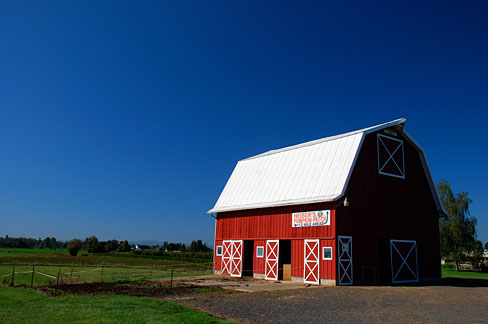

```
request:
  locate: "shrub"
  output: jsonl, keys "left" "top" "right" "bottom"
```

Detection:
{"left": 67, "top": 239, "right": 82, "bottom": 256}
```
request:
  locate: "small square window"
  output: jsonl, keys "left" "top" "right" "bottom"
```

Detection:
{"left": 323, "top": 247, "right": 333, "bottom": 260}
{"left": 216, "top": 246, "right": 222, "bottom": 256}
{"left": 256, "top": 246, "right": 264, "bottom": 258}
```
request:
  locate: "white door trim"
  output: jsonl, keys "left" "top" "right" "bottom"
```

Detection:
{"left": 221, "top": 240, "right": 232, "bottom": 275}
{"left": 304, "top": 239, "right": 320, "bottom": 285}
{"left": 265, "top": 240, "right": 279, "bottom": 280}
{"left": 230, "top": 240, "right": 243, "bottom": 277}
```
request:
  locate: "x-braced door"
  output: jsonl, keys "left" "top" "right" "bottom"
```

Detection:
{"left": 230, "top": 240, "right": 243, "bottom": 277}
{"left": 221, "top": 240, "right": 232, "bottom": 275}
{"left": 390, "top": 240, "right": 418, "bottom": 283}
{"left": 338, "top": 236, "right": 353, "bottom": 285}
{"left": 265, "top": 240, "right": 279, "bottom": 280}
{"left": 304, "top": 239, "right": 320, "bottom": 285}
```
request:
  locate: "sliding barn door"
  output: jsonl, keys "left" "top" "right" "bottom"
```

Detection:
{"left": 265, "top": 240, "right": 279, "bottom": 280}
{"left": 304, "top": 239, "right": 320, "bottom": 285}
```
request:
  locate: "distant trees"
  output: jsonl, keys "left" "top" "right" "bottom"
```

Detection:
{"left": 437, "top": 180, "right": 481, "bottom": 270}
{"left": 0, "top": 236, "right": 66, "bottom": 249}
{"left": 188, "top": 240, "right": 211, "bottom": 252}
{"left": 67, "top": 239, "right": 82, "bottom": 256}
{"left": 1, "top": 235, "right": 214, "bottom": 255}
{"left": 118, "top": 240, "right": 132, "bottom": 252}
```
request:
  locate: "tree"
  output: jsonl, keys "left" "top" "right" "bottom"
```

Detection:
{"left": 67, "top": 239, "right": 82, "bottom": 256}
{"left": 118, "top": 240, "right": 131, "bottom": 252}
{"left": 84, "top": 236, "right": 100, "bottom": 253}
{"left": 437, "top": 180, "right": 478, "bottom": 271}
{"left": 104, "top": 240, "right": 120, "bottom": 253}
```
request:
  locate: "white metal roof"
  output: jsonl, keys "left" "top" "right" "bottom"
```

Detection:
{"left": 208, "top": 118, "right": 407, "bottom": 214}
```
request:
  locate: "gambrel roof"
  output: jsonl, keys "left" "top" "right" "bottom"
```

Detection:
{"left": 209, "top": 118, "right": 445, "bottom": 215}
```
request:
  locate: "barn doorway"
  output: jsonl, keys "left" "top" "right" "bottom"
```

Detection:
{"left": 279, "top": 240, "right": 291, "bottom": 280}
{"left": 242, "top": 240, "right": 254, "bottom": 276}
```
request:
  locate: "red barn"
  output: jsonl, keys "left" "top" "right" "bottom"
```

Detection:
{"left": 208, "top": 118, "right": 445, "bottom": 285}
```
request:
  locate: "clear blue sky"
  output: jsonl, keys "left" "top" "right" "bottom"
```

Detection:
{"left": 1, "top": 1, "right": 487, "bottom": 245}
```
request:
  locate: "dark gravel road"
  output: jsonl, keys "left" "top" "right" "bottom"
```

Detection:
{"left": 181, "top": 281, "right": 488, "bottom": 324}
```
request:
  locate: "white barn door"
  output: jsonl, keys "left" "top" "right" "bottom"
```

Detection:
{"left": 230, "top": 240, "right": 243, "bottom": 277}
{"left": 338, "top": 236, "right": 353, "bottom": 285}
{"left": 265, "top": 240, "right": 279, "bottom": 280}
{"left": 304, "top": 239, "right": 320, "bottom": 285}
{"left": 221, "top": 240, "right": 232, "bottom": 275}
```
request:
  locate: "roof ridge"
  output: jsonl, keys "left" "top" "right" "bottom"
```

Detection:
{"left": 241, "top": 118, "right": 406, "bottom": 161}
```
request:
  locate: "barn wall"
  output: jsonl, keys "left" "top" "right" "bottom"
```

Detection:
{"left": 215, "top": 202, "right": 336, "bottom": 240}
{"left": 215, "top": 202, "right": 336, "bottom": 281}
{"left": 214, "top": 239, "right": 223, "bottom": 271}
{"left": 320, "top": 239, "right": 336, "bottom": 280}
{"left": 291, "top": 239, "right": 304, "bottom": 278}
{"left": 338, "top": 129, "right": 441, "bottom": 282}
{"left": 253, "top": 239, "right": 266, "bottom": 274}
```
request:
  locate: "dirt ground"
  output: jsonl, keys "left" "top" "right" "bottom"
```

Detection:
{"left": 52, "top": 276, "right": 488, "bottom": 324}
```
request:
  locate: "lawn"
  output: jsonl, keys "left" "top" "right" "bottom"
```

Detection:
{"left": 441, "top": 265, "right": 488, "bottom": 280}
{"left": 0, "top": 287, "right": 232, "bottom": 324}
{"left": 0, "top": 248, "right": 69, "bottom": 255}
{"left": 0, "top": 248, "right": 213, "bottom": 287}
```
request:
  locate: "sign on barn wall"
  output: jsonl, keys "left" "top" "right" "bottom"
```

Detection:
{"left": 292, "top": 210, "right": 330, "bottom": 227}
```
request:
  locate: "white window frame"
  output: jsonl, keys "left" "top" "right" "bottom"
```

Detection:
{"left": 256, "top": 246, "right": 264, "bottom": 258}
{"left": 322, "top": 246, "right": 333, "bottom": 260}
{"left": 377, "top": 134, "right": 405, "bottom": 179}
{"left": 216, "top": 245, "right": 222, "bottom": 256}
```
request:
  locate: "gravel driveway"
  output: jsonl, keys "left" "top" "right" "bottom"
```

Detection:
{"left": 180, "top": 280, "right": 488, "bottom": 324}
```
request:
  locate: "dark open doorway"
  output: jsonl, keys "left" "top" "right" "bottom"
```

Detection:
{"left": 242, "top": 240, "right": 254, "bottom": 276}
{"left": 279, "top": 240, "right": 291, "bottom": 280}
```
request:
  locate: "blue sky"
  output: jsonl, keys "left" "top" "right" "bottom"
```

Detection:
{"left": 1, "top": 1, "right": 487, "bottom": 245}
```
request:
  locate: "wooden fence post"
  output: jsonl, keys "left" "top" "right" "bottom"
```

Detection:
{"left": 55, "top": 268, "right": 61, "bottom": 296}
{"left": 11, "top": 264, "right": 15, "bottom": 287}
{"left": 170, "top": 266, "right": 174, "bottom": 288}
{"left": 31, "top": 266, "right": 35, "bottom": 288}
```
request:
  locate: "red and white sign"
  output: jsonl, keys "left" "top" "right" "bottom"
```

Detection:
{"left": 292, "top": 210, "right": 330, "bottom": 227}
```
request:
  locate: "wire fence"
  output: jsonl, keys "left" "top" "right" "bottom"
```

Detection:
{"left": 0, "top": 262, "right": 214, "bottom": 289}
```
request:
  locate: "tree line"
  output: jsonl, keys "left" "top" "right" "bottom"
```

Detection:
{"left": 0, "top": 235, "right": 211, "bottom": 257}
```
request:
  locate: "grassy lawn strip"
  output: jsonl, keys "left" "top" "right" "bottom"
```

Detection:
{"left": 441, "top": 266, "right": 488, "bottom": 280}
{"left": 0, "top": 288, "right": 232, "bottom": 324}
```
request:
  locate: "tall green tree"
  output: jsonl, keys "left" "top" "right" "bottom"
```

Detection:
{"left": 67, "top": 239, "right": 82, "bottom": 256}
{"left": 84, "top": 236, "right": 100, "bottom": 253}
{"left": 437, "top": 180, "right": 478, "bottom": 270}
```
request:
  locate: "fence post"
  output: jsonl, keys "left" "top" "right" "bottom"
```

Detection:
{"left": 101, "top": 262, "right": 104, "bottom": 283}
{"left": 55, "top": 268, "right": 61, "bottom": 296}
{"left": 11, "top": 264, "right": 15, "bottom": 287}
{"left": 70, "top": 267, "right": 73, "bottom": 280}
{"left": 170, "top": 266, "right": 174, "bottom": 288}
{"left": 31, "top": 266, "right": 35, "bottom": 288}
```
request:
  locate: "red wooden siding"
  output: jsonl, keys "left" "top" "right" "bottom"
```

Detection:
{"left": 338, "top": 129, "right": 440, "bottom": 282}
{"left": 214, "top": 240, "right": 223, "bottom": 271}
{"left": 320, "top": 239, "right": 336, "bottom": 280}
{"left": 291, "top": 239, "right": 304, "bottom": 278}
{"left": 215, "top": 203, "right": 336, "bottom": 241}
{"left": 253, "top": 239, "right": 266, "bottom": 274}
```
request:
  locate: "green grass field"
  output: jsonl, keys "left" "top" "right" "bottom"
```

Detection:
{"left": 0, "top": 248, "right": 69, "bottom": 255}
{"left": 0, "top": 248, "right": 212, "bottom": 287}
{"left": 441, "top": 265, "right": 488, "bottom": 280}
{"left": 0, "top": 287, "right": 232, "bottom": 324}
